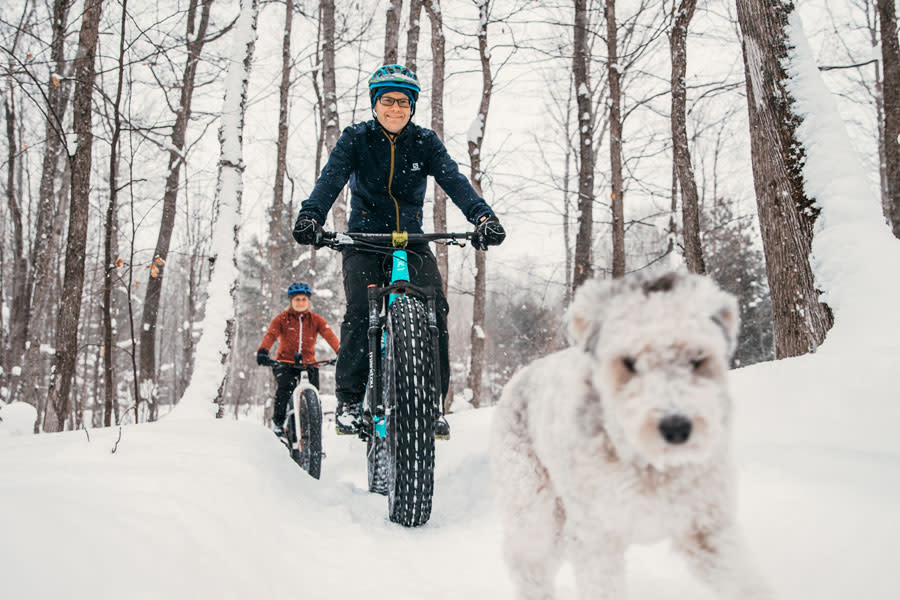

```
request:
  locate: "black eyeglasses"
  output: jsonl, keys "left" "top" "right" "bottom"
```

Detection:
{"left": 378, "top": 96, "right": 412, "bottom": 108}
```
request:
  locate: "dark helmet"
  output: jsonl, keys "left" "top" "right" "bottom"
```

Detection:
{"left": 286, "top": 282, "right": 311, "bottom": 297}
{"left": 368, "top": 64, "right": 420, "bottom": 102}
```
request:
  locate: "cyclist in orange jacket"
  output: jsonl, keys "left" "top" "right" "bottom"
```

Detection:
{"left": 257, "top": 282, "right": 339, "bottom": 436}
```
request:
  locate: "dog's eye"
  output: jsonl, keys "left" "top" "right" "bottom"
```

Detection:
{"left": 690, "top": 357, "right": 707, "bottom": 371}
{"left": 622, "top": 357, "right": 636, "bottom": 373}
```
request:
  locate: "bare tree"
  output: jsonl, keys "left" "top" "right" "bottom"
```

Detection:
{"left": 466, "top": 0, "right": 493, "bottom": 409}
{"left": 384, "top": 0, "right": 403, "bottom": 64}
{"left": 139, "top": 0, "right": 215, "bottom": 421}
{"left": 877, "top": 0, "right": 900, "bottom": 237}
{"left": 424, "top": 0, "right": 449, "bottom": 292}
{"left": 174, "top": 0, "right": 259, "bottom": 418}
{"left": 43, "top": 0, "right": 104, "bottom": 431}
{"left": 670, "top": 0, "right": 705, "bottom": 273}
{"left": 606, "top": 0, "right": 626, "bottom": 278}
{"left": 321, "top": 0, "right": 347, "bottom": 232}
{"left": 267, "top": 0, "right": 297, "bottom": 310}
{"left": 102, "top": 0, "right": 130, "bottom": 426}
{"left": 18, "top": 0, "right": 73, "bottom": 410}
{"left": 572, "top": 0, "right": 596, "bottom": 290}
{"left": 406, "top": 0, "right": 424, "bottom": 69}
{"left": 735, "top": 0, "right": 833, "bottom": 358}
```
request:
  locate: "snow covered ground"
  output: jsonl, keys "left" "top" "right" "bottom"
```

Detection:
{"left": 1, "top": 342, "right": 899, "bottom": 600}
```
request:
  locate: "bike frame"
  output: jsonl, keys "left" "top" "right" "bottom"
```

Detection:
{"left": 321, "top": 231, "right": 471, "bottom": 441}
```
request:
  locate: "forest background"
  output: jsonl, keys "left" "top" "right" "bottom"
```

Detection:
{"left": 1, "top": 0, "right": 896, "bottom": 431}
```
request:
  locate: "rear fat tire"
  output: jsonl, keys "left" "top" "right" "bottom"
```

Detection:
{"left": 298, "top": 388, "right": 323, "bottom": 479}
{"left": 367, "top": 435, "right": 390, "bottom": 495}
{"left": 384, "top": 296, "right": 436, "bottom": 527}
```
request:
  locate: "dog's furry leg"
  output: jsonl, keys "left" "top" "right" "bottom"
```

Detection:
{"left": 492, "top": 382, "right": 563, "bottom": 600}
{"left": 675, "top": 521, "right": 773, "bottom": 600}
{"left": 570, "top": 533, "right": 626, "bottom": 600}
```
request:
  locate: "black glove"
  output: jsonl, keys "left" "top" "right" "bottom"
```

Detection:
{"left": 293, "top": 216, "right": 323, "bottom": 246}
{"left": 256, "top": 348, "right": 270, "bottom": 366}
{"left": 472, "top": 215, "right": 506, "bottom": 251}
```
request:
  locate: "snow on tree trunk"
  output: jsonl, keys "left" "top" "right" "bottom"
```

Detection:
{"left": 783, "top": 11, "right": 900, "bottom": 350}
{"left": 735, "top": 0, "right": 832, "bottom": 359}
{"left": 169, "top": 0, "right": 259, "bottom": 420}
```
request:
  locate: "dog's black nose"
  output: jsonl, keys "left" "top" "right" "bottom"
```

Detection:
{"left": 659, "top": 415, "right": 692, "bottom": 444}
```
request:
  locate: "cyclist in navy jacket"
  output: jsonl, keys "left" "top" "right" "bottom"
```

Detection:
{"left": 293, "top": 64, "right": 505, "bottom": 439}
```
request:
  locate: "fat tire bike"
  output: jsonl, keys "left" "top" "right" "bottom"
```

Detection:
{"left": 263, "top": 358, "right": 336, "bottom": 480}
{"left": 320, "top": 230, "right": 474, "bottom": 527}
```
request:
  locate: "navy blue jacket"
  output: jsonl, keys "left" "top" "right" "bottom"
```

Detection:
{"left": 297, "top": 120, "right": 494, "bottom": 234}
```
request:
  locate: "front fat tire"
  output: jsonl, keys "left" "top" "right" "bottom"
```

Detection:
{"left": 299, "top": 388, "right": 323, "bottom": 480}
{"left": 385, "top": 296, "right": 436, "bottom": 527}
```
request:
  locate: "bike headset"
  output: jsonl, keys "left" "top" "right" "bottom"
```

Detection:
{"left": 287, "top": 282, "right": 311, "bottom": 297}
{"left": 368, "top": 64, "right": 420, "bottom": 116}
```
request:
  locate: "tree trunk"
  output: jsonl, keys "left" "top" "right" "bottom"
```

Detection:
{"left": 606, "top": 0, "right": 625, "bottom": 278}
{"left": 466, "top": 0, "right": 492, "bottom": 408}
{"left": 172, "top": 0, "right": 259, "bottom": 419}
{"left": 406, "top": 0, "right": 423, "bottom": 70}
{"left": 268, "top": 0, "right": 295, "bottom": 310}
{"left": 103, "top": 0, "right": 129, "bottom": 427}
{"left": 670, "top": 0, "right": 705, "bottom": 273}
{"left": 43, "top": 0, "right": 104, "bottom": 432}
{"left": 139, "top": 0, "right": 214, "bottom": 422}
{"left": 735, "top": 0, "right": 832, "bottom": 358}
{"left": 877, "top": 0, "right": 900, "bottom": 238}
{"left": 321, "top": 0, "right": 347, "bottom": 232}
{"left": 4, "top": 98, "right": 28, "bottom": 375}
{"left": 572, "top": 0, "right": 595, "bottom": 290}
{"left": 425, "top": 0, "right": 449, "bottom": 293}
{"left": 20, "top": 0, "right": 72, "bottom": 409}
{"left": 384, "top": 0, "right": 402, "bottom": 64}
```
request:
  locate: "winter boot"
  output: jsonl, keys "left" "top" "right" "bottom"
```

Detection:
{"left": 335, "top": 400, "right": 362, "bottom": 436}
{"left": 434, "top": 415, "right": 450, "bottom": 440}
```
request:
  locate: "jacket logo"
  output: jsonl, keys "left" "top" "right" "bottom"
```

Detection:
{"left": 411, "top": 162, "right": 421, "bottom": 172}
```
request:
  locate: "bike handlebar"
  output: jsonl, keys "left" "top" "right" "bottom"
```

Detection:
{"left": 318, "top": 231, "right": 474, "bottom": 249}
{"left": 262, "top": 358, "right": 336, "bottom": 369}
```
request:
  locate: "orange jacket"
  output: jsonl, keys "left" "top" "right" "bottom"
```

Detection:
{"left": 258, "top": 309, "right": 339, "bottom": 363}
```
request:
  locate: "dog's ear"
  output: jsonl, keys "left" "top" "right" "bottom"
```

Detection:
{"left": 566, "top": 278, "right": 614, "bottom": 352}
{"left": 710, "top": 290, "right": 740, "bottom": 359}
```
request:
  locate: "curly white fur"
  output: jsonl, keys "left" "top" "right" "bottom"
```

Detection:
{"left": 490, "top": 269, "right": 772, "bottom": 600}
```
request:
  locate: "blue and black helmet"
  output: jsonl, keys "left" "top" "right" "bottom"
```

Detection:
{"left": 287, "top": 282, "right": 311, "bottom": 297}
{"left": 368, "top": 64, "right": 420, "bottom": 103}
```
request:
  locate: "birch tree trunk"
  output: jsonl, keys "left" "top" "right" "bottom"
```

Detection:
{"left": 466, "top": 0, "right": 492, "bottom": 408}
{"left": 425, "top": 0, "right": 449, "bottom": 293}
{"left": 735, "top": 0, "right": 832, "bottom": 358}
{"left": 606, "top": 0, "right": 626, "bottom": 278}
{"left": 572, "top": 0, "right": 595, "bottom": 289}
{"left": 670, "top": 0, "right": 705, "bottom": 273}
{"left": 384, "top": 0, "right": 403, "bottom": 64}
{"left": 171, "top": 0, "right": 259, "bottom": 419}
{"left": 139, "top": 0, "right": 214, "bottom": 421}
{"left": 877, "top": 0, "right": 900, "bottom": 238}
{"left": 267, "top": 0, "right": 295, "bottom": 309}
{"left": 102, "top": 0, "right": 129, "bottom": 427}
{"left": 43, "top": 0, "right": 104, "bottom": 432}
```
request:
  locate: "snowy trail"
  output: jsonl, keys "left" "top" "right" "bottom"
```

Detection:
{"left": 2, "top": 392, "right": 899, "bottom": 599}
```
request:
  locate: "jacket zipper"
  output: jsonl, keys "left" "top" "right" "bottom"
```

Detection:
{"left": 382, "top": 131, "right": 402, "bottom": 233}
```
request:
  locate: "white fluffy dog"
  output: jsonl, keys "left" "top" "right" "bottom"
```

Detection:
{"left": 490, "top": 269, "right": 772, "bottom": 600}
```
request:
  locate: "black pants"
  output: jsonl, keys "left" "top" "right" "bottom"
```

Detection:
{"left": 272, "top": 365, "right": 319, "bottom": 426}
{"left": 335, "top": 245, "right": 450, "bottom": 406}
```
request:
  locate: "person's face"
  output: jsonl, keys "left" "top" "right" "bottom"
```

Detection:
{"left": 291, "top": 294, "right": 310, "bottom": 312}
{"left": 374, "top": 91, "right": 412, "bottom": 133}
